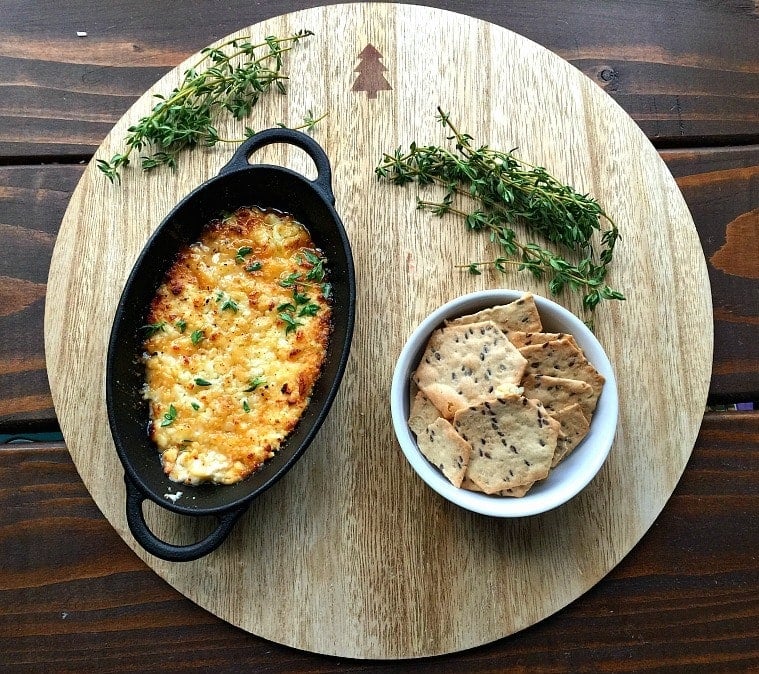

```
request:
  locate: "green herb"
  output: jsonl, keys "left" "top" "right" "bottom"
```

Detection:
{"left": 160, "top": 404, "right": 177, "bottom": 427}
{"left": 275, "top": 250, "right": 327, "bottom": 332}
{"left": 298, "top": 303, "right": 320, "bottom": 317}
{"left": 277, "top": 302, "right": 296, "bottom": 312}
{"left": 235, "top": 246, "right": 253, "bottom": 263}
{"left": 194, "top": 378, "right": 212, "bottom": 387}
{"left": 191, "top": 329, "right": 205, "bottom": 345}
{"left": 303, "top": 250, "right": 325, "bottom": 281}
{"left": 245, "top": 261, "right": 262, "bottom": 272}
{"left": 215, "top": 291, "right": 239, "bottom": 312}
{"left": 278, "top": 272, "right": 300, "bottom": 289}
{"left": 242, "top": 399, "right": 251, "bottom": 413}
{"left": 191, "top": 402, "right": 201, "bottom": 411}
{"left": 244, "top": 376, "right": 267, "bottom": 392}
{"left": 141, "top": 321, "right": 167, "bottom": 337}
{"left": 375, "top": 108, "right": 624, "bottom": 312}
{"left": 97, "top": 31, "right": 316, "bottom": 183}
{"left": 175, "top": 319, "right": 187, "bottom": 333}
{"left": 279, "top": 311, "right": 302, "bottom": 334}
{"left": 292, "top": 289, "right": 310, "bottom": 305}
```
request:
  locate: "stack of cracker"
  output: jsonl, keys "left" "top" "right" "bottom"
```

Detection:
{"left": 408, "top": 293, "right": 605, "bottom": 497}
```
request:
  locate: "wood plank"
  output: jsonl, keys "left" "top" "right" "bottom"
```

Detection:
{"left": 1, "top": 0, "right": 757, "bottom": 159}
{"left": 0, "top": 166, "right": 84, "bottom": 431}
{"left": 662, "top": 146, "right": 759, "bottom": 403}
{"left": 1, "top": 410, "right": 756, "bottom": 670}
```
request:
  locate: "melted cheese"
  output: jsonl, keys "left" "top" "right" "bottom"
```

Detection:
{"left": 142, "top": 207, "right": 332, "bottom": 485}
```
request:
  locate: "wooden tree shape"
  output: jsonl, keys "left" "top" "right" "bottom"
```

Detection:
{"left": 351, "top": 44, "right": 392, "bottom": 98}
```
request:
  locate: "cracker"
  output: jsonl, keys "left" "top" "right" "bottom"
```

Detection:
{"left": 445, "top": 293, "right": 542, "bottom": 333}
{"left": 460, "top": 476, "right": 535, "bottom": 497}
{"left": 507, "top": 331, "right": 580, "bottom": 351}
{"left": 408, "top": 390, "right": 442, "bottom": 437}
{"left": 413, "top": 321, "right": 527, "bottom": 419}
{"left": 416, "top": 417, "right": 472, "bottom": 488}
{"left": 549, "top": 403, "right": 590, "bottom": 467}
{"left": 519, "top": 337, "right": 605, "bottom": 400}
{"left": 521, "top": 373, "right": 597, "bottom": 420}
{"left": 453, "top": 394, "right": 560, "bottom": 494}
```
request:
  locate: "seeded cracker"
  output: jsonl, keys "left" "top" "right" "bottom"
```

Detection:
{"left": 445, "top": 293, "right": 542, "bottom": 333}
{"left": 408, "top": 390, "right": 442, "bottom": 437}
{"left": 461, "top": 475, "right": 535, "bottom": 497}
{"left": 416, "top": 417, "right": 472, "bottom": 488}
{"left": 521, "top": 373, "right": 597, "bottom": 419}
{"left": 453, "top": 394, "right": 560, "bottom": 494}
{"left": 549, "top": 403, "right": 590, "bottom": 467}
{"left": 507, "top": 331, "right": 580, "bottom": 351}
{"left": 519, "top": 337, "right": 605, "bottom": 400}
{"left": 413, "top": 321, "right": 527, "bottom": 419}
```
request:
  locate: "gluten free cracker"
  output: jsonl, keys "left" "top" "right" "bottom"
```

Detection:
{"left": 413, "top": 320, "right": 527, "bottom": 420}
{"left": 507, "top": 330, "right": 580, "bottom": 351}
{"left": 452, "top": 395, "right": 560, "bottom": 494}
{"left": 521, "top": 373, "right": 597, "bottom": 419}
{"left": 416, "top": 417, "right": 472, "bottom": 488}
{"left": 408, "top": 390, "right": 442, "bottom": 437}
{"left": 445, "top": 293, "right": 542, "bottom": 333}
{"left": 519, "top": 337, "right": 605, "bottom": 400}
{"left": 549, "top": 403, "right": 590, "bottom": 467}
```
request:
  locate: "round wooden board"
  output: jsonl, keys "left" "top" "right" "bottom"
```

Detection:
{"left": 45, "top": 3, "right": 712, "bottom": 659}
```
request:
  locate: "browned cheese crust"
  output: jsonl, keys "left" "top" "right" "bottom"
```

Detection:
{"left": 142, "top": 206, "right": 332, "bottom": 485}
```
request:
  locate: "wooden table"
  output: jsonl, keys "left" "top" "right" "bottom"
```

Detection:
{"left": 1, "top": 1, "right": 757, "bottom": 670}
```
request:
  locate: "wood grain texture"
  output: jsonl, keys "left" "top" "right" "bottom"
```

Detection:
{"left": 662, "top": 146, "right": 759, "bottom": 403}
{"left": 1, "top": 0, "right": 757, "bottom": 158}
{"left": 1, "top": 411, "right": 756, "bottom": 671}
{"left": 0, "top": 166, "right": 84, "bottom": 431}
{"left": 44, "top": 5, "right": 712, "bottom": 658}
{"left": 1, "top": 146, "right": 755, "bottom": 431}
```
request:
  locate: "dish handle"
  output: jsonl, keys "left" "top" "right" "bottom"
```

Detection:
{"left": 218, "top": 128, "right": 336, "bottom": 205}
{"left": 124, "top": 474, "right": 247, "bottom": 562}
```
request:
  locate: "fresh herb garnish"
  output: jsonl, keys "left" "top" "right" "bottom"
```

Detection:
{"left": 275, "top": 250, "right": 327, "bottom": 333}
{"left": 191, "top": 329, "right": 205, "bottom": 345}
{"left": 375, "top": 108, "right": 624, "bottom": 312}
{"left": 278, "top": 272, "right": 300, "bottom": 289}
{"left": 298, "top": 303, "right": 320, "bottom": 317}
{"left": 244, "top": 376, "right": 267, "bottom": 392}
{"left": 292, "top": 289, "right": 310, "bottom": 305}
{"left": 175, "top": 319, "right": 187, "bottom": 333}
{"left": 235, "top": 246, "right": 253, "bottom": 263}
{"left": 242, "top": 399, "right": 251, "bottom": 413}
{"left": 141, "top": 321, "right": 167, "bottom": 337}
{"left": 97, "top": 31, "right": 317, "bottom": 183}
{"left": 245, "top": 261, "right": 262, "bottom": 272}
{"left": 215, "top": 291, "right": 239, "bottom": 312}
{"left": 160, "top": 404, "right": 177, "bottom": 427}
{"left": 191, "top": 402, "right": 201, "bottom": 411}
{"left": 194, "top": 378, "right": 212, "bottom": 387}
{"left": 279, "top": 311, "right": 303, "bottom": 334}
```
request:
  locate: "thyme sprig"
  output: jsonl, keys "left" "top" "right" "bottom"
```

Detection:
{"left": 98, "top": 30, "right": 316, "bottom": 183}
{"left": 375, "top": 108, "right": 624, "bottom": 311}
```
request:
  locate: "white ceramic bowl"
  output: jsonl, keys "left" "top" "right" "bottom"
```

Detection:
{"left": 390, "top": 289, "right": 618, "bottom": 517}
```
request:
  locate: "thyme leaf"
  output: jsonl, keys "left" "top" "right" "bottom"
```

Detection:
{"left": 160, "top": 404, "right": 177, "bottom": 427}
{"left": 375, "top": 107, "right": 624, "bottom": 311}
{"left": 98, "top": 30, "right": 317, "bottom": 183}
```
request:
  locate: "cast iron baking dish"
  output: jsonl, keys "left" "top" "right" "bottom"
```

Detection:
{"left": 106, "top": 129, "right": 355, "bottom": 562}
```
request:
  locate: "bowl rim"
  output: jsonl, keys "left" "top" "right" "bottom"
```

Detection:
{"left": 390, "top": 289, "right": 618, "bottom": 517}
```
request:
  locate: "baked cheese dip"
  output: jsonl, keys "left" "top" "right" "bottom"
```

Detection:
{"left": 141, "top": 206, "right": 332, "bottom": 485}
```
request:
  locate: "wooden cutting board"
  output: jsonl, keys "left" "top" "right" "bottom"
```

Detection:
{"left": 45, "top": 3, "right": 712, "bottom": 659}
